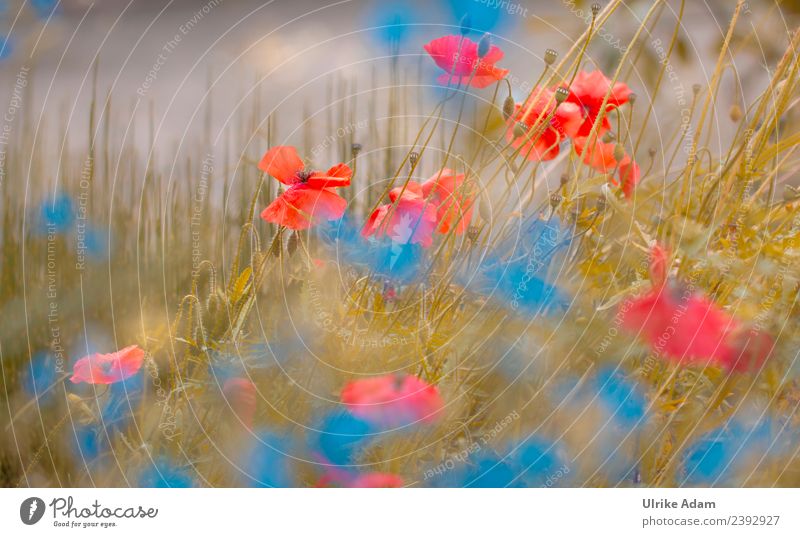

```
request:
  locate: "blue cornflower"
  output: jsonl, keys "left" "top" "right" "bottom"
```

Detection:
{"left": 138, "top": 459, "right": 196, "bottom": 488}
{"left": 39, "top": 192, "right": 75, "bottom": 233}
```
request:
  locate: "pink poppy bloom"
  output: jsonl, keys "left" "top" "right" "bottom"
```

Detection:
{"left": 622, "top": 287, "right": 740, "bottom": 367}
{"left": 563, "top": 69, "right": 632, "bottom": 138}
{"left": 422, "top": 169, "right": 474, "bottom": 234}
{"left": 223, "top": 378, "right": 257, "bottom": 428}
{"left": 617, "top": 155, "right": 640, "bottom": 198}
{"left": 572, "top": 137, "right": 640, "bottom": 198}
{"left": 341, "top": 374, "right": 444, "bottom": 427}
{"left": 362, "top": 182, "right": 438, "bottom": 247}
{"left": 70, "top": 345, "right": 145, "bottom": 385}
{"left": 648, "top": 243, "right": 669, "bottom": 288}
{"left": 506, "top": 87, "right": 582, "bottom": 161}
{"left": 424, "top": 35, "right": 509, "bottom": 89}
{"left": 349, "top": 473, "right": 404, "bottom": 488}
{"left": 259, "top": 146, "right": 351, "bottom": 230}
{"left": 315, "top": 466, "right": 403, "bottom": 488}
{"left": 621, "top": 245, "right": 772, "bottom": 372}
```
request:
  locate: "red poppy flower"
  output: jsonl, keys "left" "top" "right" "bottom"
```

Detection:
{"left": 349, "top": 473, "right": 404, "bottom": 488}
{"left": 620, "top": 246, "right": 771, "bottom": 372}
{"left": 564, "top": 70, "right": 632, "bottom": 138}
{"left": 70, "top": 345, "right": 145, "bottom": 385}
{"left": 572, "top": 137, "right": 640, "bottom": 198}
{"left": 316, "top": 467, "right": 403, "bottom": 488}
{"left": 223, "top": 378, "right": 257, "bottom": 429}
{"left": 648, "top": 243, "right": 669, "bottom": 288}
{"left": 424, "top": 35, "right": 509, "bottom": 89}
{"left": 362, "top": 182, "right": 438, "bottom": 247}
{"left": 506, "top": 87, "right": 582, "bottom": 161}
{"left": 617, "top": 154, "right": 640, "bottom": 198}
{"left": 259, "top": 146, "right": 351, "bottom": 230}
{"left": 622, "top": 287, "right": 740, "bottom": 367}
{"left": 422, "top": 169, "right": 474, "bottom": 234}
{"left": 341, "top": 374, "right": 444, "bottom": 427}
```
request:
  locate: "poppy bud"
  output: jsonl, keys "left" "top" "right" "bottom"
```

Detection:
{"left": 544, "top": 48, "right": 558, "bottom": 65}
{"left": 648, "top": 147, "right": 656, "bottom": 158}
{"left": 269, "top": 237, "right": 282, "bottom": 258}
{"left": 560, "top": 173, "right": 570, "bottom": 186}
{"left": 627, "top": 92, "right": 637, "bottom": 104}
{"left": 477, "top": 33, "right": 491, "bottom": 58}
{"left": 513, "top": 121, "right": 528, "bottom": 138}
{"left": 502, "top": 95, "right": 515, "bottom": 121}
{"left": 613, "top": 143, "right": 625, "bottom": 163}
{"left": 692, "top": 83, "right": 701, "bottom": 95}
{"left": 729, "top": 104, "right": 742, "bottom": 122}
{"left": 287, "top": 232, "right": 299, "bottom": 256}
{"left": 591, "top": 3, "right": 602, "bottom": 16}
{"left": 459, "top": 14, "right": 471, "bottom": 35}
{"left": 555, "top": 86, "right": 569, "bottom": 104}
{"left": 602, "top": 132, "right": 615, "bottom": 143}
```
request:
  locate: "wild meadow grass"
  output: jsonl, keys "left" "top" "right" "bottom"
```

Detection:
{"left": 1, "top": 0, "right": 800, "bottom": 487}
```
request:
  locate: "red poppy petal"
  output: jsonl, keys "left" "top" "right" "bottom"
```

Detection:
{"left": 258, "top": 146, "right": 304, "bottom": 184}
{"left": 425, "top": 35, "right": 478, "bottom": 77}
{"left": 261, "top": 185, "right": 346, "bottom": 230}
{"left": 573, "top": 137, "right": 617, "bottom": 172}
{"left": 306, "top": 163, "right": 352, "bottom": 188}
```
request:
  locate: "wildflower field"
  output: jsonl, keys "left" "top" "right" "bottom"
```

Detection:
{"left": 2, "top": 0, "right": 800, "bottom": 490}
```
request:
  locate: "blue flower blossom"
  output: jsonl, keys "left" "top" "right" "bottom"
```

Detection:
{"left": 446, "top": 0, "right": 516, "bottom": 35}
{"left": 38, "top": 192, "right": 75, "bottom": 233}
{"left": 138, "top": 459, "right": 196, "bottom": 488}
{"left": 315, "top": 410, "right": 374, "bottom": 467}
{"left": 23, "top": 351, "right": 59, "bottom": 403}
{"left": 593, "top": 368, "right": 648, "bottom": 428}
{"left": 31, "top": 0, "right": 59, "bottom": 19}
{"left": 242, "top": 430, "right": 294, "bottom": 487}
{"left": 316, "top": 216, "right": 428, "bottom": 284}
{"left": 462, "top": 456, "right": 520, "bottom": 487}
{"left": 0, "top": 34, "right": 13, "bottom": 61}
{"left": 365, "top": 1, "right": 415, "bottom": 50}
{"left": 508, "top": 435, "right": 569, "bottom": 487}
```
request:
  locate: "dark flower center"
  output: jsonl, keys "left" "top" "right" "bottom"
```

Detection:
{"left": 296, "top": 169, "right": 312, "bottom": 183}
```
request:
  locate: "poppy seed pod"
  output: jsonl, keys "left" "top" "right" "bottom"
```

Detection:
{"left": 287, "top": 231, "right": 299, "bottom": 256}
{"left": 692, "top": 83, "right": 701, "bottom": 95}
{"left": 409, "top": 151, "right": 420, "bottom": 168}
{"left": 513, "top": 121, "right": 528, "bottom": 138}
{"left": 602, "top": 132, "right": 616, "bottom": 143}
{"left": 544, "top": 48, "right": 558, "bottom": 66}
{"left": 460, "top": 14, "right": 471, "bottom": 35}
{"left": 477, "top": 33, "right": 491, "bottom": 58}
{"left": 729, "top": 104, "right": 743, "bottom": 122}
{"left": 592, "top": 3, "right": 601, "bottom": 16}
{"left": 613, "top": 143, "right": 626, "bottom": 163}
{"left": 502, "top": 94, "right": 515, "bottom": 121}
{"left": 627, "top": 92, "right": 637, "bottom": 105}
{"left": 555, "top": 86, "right": 570, "bottom": 104}
{"left": 351, "top": 143, "right": 362, "bottom": 156}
